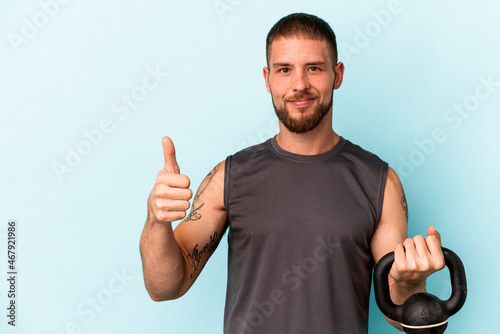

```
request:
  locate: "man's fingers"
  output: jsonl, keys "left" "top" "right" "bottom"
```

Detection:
{"left": 156, "top": 171, "right": 191, "bottom": 189}
{"left": 391, "top": 227, "right": 446, "bottom": 284}
{"left": 154, "top": 182, "right": 192, "bottom": 200}
{"left": 393, "top": 244, "right": 406, "bottom": 266}
{"left": 412, "top": 234, "right": 429, "bottom": 257}
{"left": 156, "top": 198, "right": 191, "bottom": 211}
{"left": 426, "top": 226, "right": 444, "bottom": 261}
{"left": 162, "top": 136, "right": 180, "bottom": 174}
{"left": 155, "top": 209, "right": 187, "bottom": 223}
{"left": 427, "top": 226, "right": 442, "bottom": 243}
{"left": 390, "top": 244, "right": 406, "bottom": 282}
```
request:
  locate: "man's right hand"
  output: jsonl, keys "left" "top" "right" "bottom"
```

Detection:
{"left": 147, "top": 137, "right": 193, "bottom": 224}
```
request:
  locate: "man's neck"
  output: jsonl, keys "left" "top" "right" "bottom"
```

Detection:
{"left": 275, "top": 118, "right": 340, "bottom": 155}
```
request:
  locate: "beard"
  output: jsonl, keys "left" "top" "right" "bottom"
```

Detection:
{"left": 273, "top": 91, "right": 333, "bottom": 134}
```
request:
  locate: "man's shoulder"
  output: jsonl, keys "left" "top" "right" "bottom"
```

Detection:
{"left": 228, "top": 138, "right": 273, "bottom": 163}
{"left": 341, "top": 138, "right": 388, "bottom": 168}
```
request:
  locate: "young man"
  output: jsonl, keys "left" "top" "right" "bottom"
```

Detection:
{"left": 140, "top": 13, "right": 445, "bottom": 333}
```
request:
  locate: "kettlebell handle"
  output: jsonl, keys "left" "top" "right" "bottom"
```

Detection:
{"left": 373, "top": 247, "right": 467, "bottom": 323}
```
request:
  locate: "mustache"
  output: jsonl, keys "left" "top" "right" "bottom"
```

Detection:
{"left": 284, "top": 93, "right": 317, "bottom": 102}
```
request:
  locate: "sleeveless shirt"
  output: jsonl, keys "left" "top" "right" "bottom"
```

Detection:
{"left": 223, "top": 136, "right": 388, "bottom": 334}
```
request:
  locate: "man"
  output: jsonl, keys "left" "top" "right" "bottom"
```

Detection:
{"left": 140, "top": 13, "right": 445, "bottom": 333}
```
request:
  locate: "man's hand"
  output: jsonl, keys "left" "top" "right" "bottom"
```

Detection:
{"left": 390, "top": 226, "right": 446, "bottom": 287}
{"left": 147, "top": 137, "right": 193, "bottom": 224}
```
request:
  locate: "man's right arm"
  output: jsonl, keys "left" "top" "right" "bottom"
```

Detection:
{"left": 139, "top": 137, "right": 227, "bottom": 301}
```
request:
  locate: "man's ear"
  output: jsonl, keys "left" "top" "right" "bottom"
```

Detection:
{"left": 263, "top": 67, "right": 271, "bottom": 93}
{"left": 333, "top": 62, "right": 345, "bottom": 90}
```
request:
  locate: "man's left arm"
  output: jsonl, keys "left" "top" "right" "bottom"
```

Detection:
{"left": 371, "top": 167, "right": 445, "bottom": 331}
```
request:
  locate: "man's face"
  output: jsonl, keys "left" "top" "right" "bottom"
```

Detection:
{"left": 264, "top": 37, "right": 344, "bottom": 134}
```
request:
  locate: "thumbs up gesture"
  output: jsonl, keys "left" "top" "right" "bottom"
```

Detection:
{"left": 148, "top": 137, "right": 193, "bottom": 224}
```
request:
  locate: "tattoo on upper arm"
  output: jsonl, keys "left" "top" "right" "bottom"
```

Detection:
{"left": 194, "top": 164, "right": 220, "bottom": 203}
{"left": 185, "top": 164, "right": 220, "bottom": 222}
{"left": 401, "top": 191, "right": 408, "bottom": 223}
{"left": 185, "top": 203, "right": 204, "bottom": 222}
{"left": 186, "top": 231, "right": 219, "bottom": 279}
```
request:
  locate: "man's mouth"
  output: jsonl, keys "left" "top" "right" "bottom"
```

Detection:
{"left": 287, "top": 98, "right": 316, "bottom": 108}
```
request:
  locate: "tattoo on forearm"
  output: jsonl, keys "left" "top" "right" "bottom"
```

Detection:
{"left": 186, "top": 231, "right": 219, "bottom": 279}
{"left": 185, "top": 164, "right": 220, "bottom": 222}
{"left": 401, "top": 193, "right": 409, "bottom": 223}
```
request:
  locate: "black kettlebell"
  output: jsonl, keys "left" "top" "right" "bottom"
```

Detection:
{"left": 374, "top": 247, "right": 467, "bottom": 334}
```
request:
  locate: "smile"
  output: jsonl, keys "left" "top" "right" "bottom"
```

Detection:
{"left": 288, "top": 98, "right": 316, "bottom": 108}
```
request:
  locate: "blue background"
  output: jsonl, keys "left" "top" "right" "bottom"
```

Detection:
{"left": 1, "top": 0, "right": 499, "bottom": 333}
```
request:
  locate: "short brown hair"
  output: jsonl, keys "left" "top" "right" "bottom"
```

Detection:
{"left": 266, "top": 13, "right": 338, "bottom": 67}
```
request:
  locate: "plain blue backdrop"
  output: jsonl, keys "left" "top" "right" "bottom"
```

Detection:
{"left": 1, "top": 0, "right": 499, "bottom": 333}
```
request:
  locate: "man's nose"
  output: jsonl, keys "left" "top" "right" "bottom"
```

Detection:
{"left": 292, "top": 70, "right": 311, "bottom": 91}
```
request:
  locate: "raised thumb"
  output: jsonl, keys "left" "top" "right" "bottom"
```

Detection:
{"left": 162, "top": 136, "right": 180, "bottom": 174}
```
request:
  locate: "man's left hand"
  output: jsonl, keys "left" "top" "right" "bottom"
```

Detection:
{"left": 390, "top": 226, "right": 446, "bottom": 287}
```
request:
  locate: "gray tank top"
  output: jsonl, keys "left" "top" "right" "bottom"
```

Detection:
{"left": 223, "top": 136, "right": 388, "bottom": 334}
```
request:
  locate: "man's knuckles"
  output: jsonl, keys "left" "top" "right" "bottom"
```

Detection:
{"left": 157, "top": 210, "right": 186, "bottom": 223}
{"left": 155, "top": 197, "right": 190, "bottom": 210}
{"left": 412, "top": 235, "right": 425, "bottom": 244}
{"left": 402, "top": 238, "right": 415, "bottom": 251}
{"left": 398, "top": 256, "right": 442, "bottom": 275}
{"left": 154, "top": 185, "right": 192, "bottom": 200}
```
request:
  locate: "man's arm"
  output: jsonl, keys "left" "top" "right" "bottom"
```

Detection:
{"left": 371, "top": 167, "right": 445, "bottom": 331}
{"left": 139, "top": 137, "right": 227, "bottom": 301}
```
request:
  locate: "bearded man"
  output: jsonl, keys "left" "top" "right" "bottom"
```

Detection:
{"left": 140, "top": 13, "right": 445, "bottom": 333}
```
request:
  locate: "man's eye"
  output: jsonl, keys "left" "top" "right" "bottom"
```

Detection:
{"left": 278, "top": 68, "right": 290, "bottom": 73}
{"left": 309, "top": 66, "right": 319, "bottom": 71}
